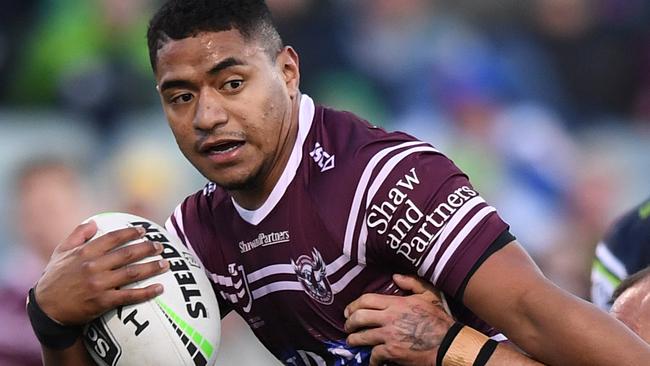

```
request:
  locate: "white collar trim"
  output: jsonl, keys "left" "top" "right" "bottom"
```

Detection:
{"left": 232, "top": 94, "right": 315, "bottom": 225}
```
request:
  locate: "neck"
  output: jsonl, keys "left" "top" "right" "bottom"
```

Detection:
{"left": 231, "top": 93, "right": 302, "bottom": 209}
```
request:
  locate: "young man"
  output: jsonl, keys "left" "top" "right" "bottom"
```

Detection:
{"left": 30, "top": 1, "right": 650, "bottom": 365}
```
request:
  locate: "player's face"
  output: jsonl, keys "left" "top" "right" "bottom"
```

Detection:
{"left": 610, "top": 278, "right": 650, "bottom": 343}
{"left": 155, "top": 30, "right": 300, "bottom": 194}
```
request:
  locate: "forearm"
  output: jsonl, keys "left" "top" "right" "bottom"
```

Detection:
{"left": 435, "top": 323, "right": 545, "bottom": 366}
{"left": 510, "top": 283, "right": 649, "bottom": 365}
{"left": 486, "top": 343, "right": 544, "bottom": 366}
{"left": 42, "top": 339, "right": 95, "bottom": 366}
{"left": 466, "top": 243, "right": 650, "bottom": 366}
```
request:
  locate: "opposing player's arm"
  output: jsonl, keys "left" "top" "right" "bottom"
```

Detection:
{"left": 464, "top": 241, "right": 650, "bottom": 366}
{"left": 345, "top": 275, "right": 544, "bottom": 366}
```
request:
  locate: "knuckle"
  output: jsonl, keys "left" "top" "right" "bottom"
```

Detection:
{"left": 385, "top": 345, "right": 399, "bottom": 359}
{"left": 124, "top": 265, "right": 140, "bottom": 278}
{"left": 94, "top": 296, "right": 113, "bottom": 310}
{"left": 86, "top": 277, "right": 103, "bottom": 292}
{"left": 81, "top": 260, "right": 97, "bottom": 273}
{"left": 147, "top": 261, "right": 164, "bottom": 274}
{"left": 343, "top": 319, "right": 352, "bottom": 333}
{"left": 147, "top": 241, "right": 161, "bottom": 254}
{"left": 379, "top": 327, "right": 392, "bottom": 340}
{"left": 77, "top": 245, "right": 91, "bottom": 258}
{"left": 120, "top": 247, "right": 137, "bottom": 261}
{"left": 122, "top": 290, "right": 145, "bottom": 305}
{"left": 108, "top": 229, "right": 136, "bottom": 244}
{"left": 359, "top": 293, "right": 374, "bottom": 304}
{"left": 104, "top": 231, "right": 122, "bottom": 242}
{"left": 354, "top": 311, "right": 367, "bottom": 325}
{"left": 119, "top": 291, "right": 136, "bottom": 304}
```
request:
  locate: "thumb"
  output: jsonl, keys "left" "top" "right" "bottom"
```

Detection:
{"left": 393, "top": 274, "right": 441, "bottom": 302}
{"left": 59, "top": 220, "right": 98, "bottom": 251}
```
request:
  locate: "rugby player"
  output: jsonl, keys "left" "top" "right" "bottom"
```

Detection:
{"left": 592, "top": 197, "right": 650, "bottom": 310}
{"left": 29, "top": 1, "right": 650, "bottom": 365}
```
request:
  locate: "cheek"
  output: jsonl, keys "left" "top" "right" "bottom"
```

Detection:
{"left": 639, "top": 312, "right": 650, "bottom": 342}
{"left": 247, "top": 107, "right": 283, "bottom": 149}
{"left": 168, "top": 120, "right": 192, "bottom": 146}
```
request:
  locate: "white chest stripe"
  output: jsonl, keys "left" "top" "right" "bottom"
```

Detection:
{"left": 211, "top": 259, "right": 366, "bottom": 301}
{"left": 247, "top": 264, "right": 295, "bottom": 284}
{"left": 330, "top": 265, "right": 365, "bottom": 294}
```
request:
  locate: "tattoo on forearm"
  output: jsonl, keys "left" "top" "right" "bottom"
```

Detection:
{"left": 393, "top": 305, "right": 445, "bottom": 351}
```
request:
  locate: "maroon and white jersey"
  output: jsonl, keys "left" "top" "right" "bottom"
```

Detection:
{"left": 166, "top": 95, "right": 513, "bottom": 365}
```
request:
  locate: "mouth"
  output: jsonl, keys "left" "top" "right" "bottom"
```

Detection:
{"left": 203, "top": 141, "right": 245, "bottom": 155}
{"left": 197, "top": 138, "right": 246, "bottom": 165}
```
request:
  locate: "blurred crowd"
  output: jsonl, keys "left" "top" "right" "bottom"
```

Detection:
{"left": 0, "top": 0, "right": 649, "bottom": 364}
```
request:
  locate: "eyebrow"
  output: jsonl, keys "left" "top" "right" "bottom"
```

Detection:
{"left": 159, "top": 57, "right": 247, "bottom": 93}
{"left": 208, "top": 57, "right": 246, "bottom": 75}
{"left": 159, "top": 79, "right": 195, "bottom": 93}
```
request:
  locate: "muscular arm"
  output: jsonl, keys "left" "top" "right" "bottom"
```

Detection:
{"left": 464, "top": 241, "right": 650, "bottom": 366}
{"left": 486, "top": 344, "right": 542, "bottom": 366}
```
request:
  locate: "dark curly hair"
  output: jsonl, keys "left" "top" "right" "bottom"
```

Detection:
{"left": 147, "top": 0, "right": 283, "bottom": 72}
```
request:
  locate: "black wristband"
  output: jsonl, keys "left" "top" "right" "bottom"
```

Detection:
{"left": 27, "top": 287, "right": 83, "bottom": 349}
{"left": 436, "top": 321, "right": 465, "bottom": 365}
{"left": 473, "top": 339, "right": 498, "bottom": 366}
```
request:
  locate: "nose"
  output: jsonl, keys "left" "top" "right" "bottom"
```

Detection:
{"left": 193, "top": 87, "right": 228, "bottom": 132}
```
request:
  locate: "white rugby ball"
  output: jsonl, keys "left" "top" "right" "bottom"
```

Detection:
{"left": 81, "top": 212, "right": 220, "bottom": 366}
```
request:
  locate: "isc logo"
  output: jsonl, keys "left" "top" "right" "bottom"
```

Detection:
{"left": 309, "top": 142, "right": 335, "bottom": 172}
{"left": 84, "top": 318, "right": 122, "bottom": 366}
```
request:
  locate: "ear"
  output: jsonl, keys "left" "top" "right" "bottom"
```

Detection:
{"left": 277, "top": 46, "right": 300, "bottom": 99}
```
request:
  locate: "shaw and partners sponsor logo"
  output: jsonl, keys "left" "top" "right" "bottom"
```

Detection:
{"left": 366, "top": 168, "right": 478, "bottom": 264}
{"left": 239, "top": 231, "right": 290, "bottom": 253}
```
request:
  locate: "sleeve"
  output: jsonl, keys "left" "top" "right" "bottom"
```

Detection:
{"left": 361, "top": 147, "right": 512, "bottom": 302}
{"left": 165, "top": 196, "right": 234, "bottom": 319}
{"left": 591, "top": 241, "right": 625, "bottom": 311}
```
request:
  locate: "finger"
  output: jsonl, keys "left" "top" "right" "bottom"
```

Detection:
{"left": 346, "top": 327, "right": 386, "bottom": 347}
{"left": 101, "top": 259, "right": 170, "bottom": 290}
{"left": 96, "top": 240, "right": 164, "bottom": 270}
{"left": 103, "top": 284, "right": 165, "bottom": 309}
{"left": 393, "top": 274, "right": 441, "bottom": 303}
{"left": 345, "top": 293, "right": 399, "bottom": 318}
{"left": 86, "top": 226, "right": 146, "bottom": 255}
{"left": 345, "top": 308, "right": 388, "bottom": 333}
{"left": 59, "top": 221, "right": 98, "bottom": 251}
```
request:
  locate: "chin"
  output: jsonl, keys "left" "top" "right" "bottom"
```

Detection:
{"left": 208, "top": 169, "right": 260, "bottom": 192}
{"left": 218, "top": 178, "right": 257, "bottom": 191}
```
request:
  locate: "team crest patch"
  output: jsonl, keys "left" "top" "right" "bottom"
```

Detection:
{"left": 292, "top": 249, "right": 333, "bottom": 304}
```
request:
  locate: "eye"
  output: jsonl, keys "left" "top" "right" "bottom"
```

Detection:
{"left": 170, "top": 93, "right": 194, "bottom": 104}
{"left": 223, "top": 79, "right": 244, "bottom": 91}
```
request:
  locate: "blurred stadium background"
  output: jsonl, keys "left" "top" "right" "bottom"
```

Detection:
{"left": 0, "top": 0, "right": 648, "bottom": 364}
